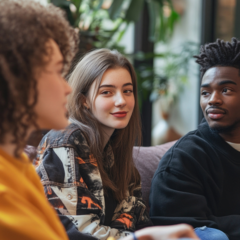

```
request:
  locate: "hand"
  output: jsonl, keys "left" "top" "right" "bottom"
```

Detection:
{"left": 126, "top": 224, "right": 199, "bottom": 240}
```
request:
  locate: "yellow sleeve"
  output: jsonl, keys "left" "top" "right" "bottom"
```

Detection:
{"left": 0, "top": 186, "right": 67, "bottom": 240}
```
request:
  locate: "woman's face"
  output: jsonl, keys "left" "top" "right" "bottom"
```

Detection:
{"left": 34, "top": 39, "right": 72, "bottom": 130}
{"left": 87, "top": 67, "right": 135, "bottom": 136}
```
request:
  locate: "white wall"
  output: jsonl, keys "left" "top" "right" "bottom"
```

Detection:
{"left": 152, "top": 0, "right": 202, "bottom": 140}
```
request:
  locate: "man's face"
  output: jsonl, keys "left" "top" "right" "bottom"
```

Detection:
{"left": 200, "top": 66, "right": 240, "bottom": 133}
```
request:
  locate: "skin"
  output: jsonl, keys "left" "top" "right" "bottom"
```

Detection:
{"left": 0, "top": 39, "right": 72, "bottom": 157}
{"left": 123, "top": 225, "right": 199, "bottom": 240}
{"left": 200, "top": 66, "right": 240, "bottom": 143}
{"left": 35, "top": 39, "right": 72, "bottom": 130}
{"left": 86, "top": 67, "right": 135, "bottom": 147}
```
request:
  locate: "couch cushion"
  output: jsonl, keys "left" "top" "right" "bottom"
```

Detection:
{"left": 26, "top": 141, "right": 175, "bottom": 211}
{"left": 133, "top": 141, "right": 176, "bottom": 211}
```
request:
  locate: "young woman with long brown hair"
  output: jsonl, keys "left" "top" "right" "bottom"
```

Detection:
{"left": 36, "top": 49, "right": 199, "bottom": 240}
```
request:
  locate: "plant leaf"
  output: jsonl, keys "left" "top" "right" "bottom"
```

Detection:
{"left": 51, "top": 0, "right": 70, "bottom": 7}
{"left": 125, "top": 0, "right": 144, "bottom": 22}
{"left": 147, "top": 0, "right": 159, "bottom": 42}
{"left": 108, "top": 0, "right": 125, "bottom": 20}
{"left": 116, "top": 22, "right": 129, "bottom": 42}
{"left": 95, "top": 0, "right": 104, "bottom": 10}
{"left": 168, "top": 10, "right": 179, "bottom": 32}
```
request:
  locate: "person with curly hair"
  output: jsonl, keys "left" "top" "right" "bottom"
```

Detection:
{"left": 150, "top": 38, "right": 240, "bottom": 240}
{"left": 0, "top": 0, "right": 78, "bottom": 239}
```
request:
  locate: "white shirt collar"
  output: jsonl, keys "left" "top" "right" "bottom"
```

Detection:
{"left": 226, "top": 141, "right": 240, "bottom": 152}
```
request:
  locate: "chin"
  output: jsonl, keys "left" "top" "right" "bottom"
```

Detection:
{"left": 209, "top": 122, "right": 237, "bottom": 134}
{"left": 113, "top": 123, "right": 129, "bottom": 129}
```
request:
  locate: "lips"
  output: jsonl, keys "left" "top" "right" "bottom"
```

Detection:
{"left": 206, "top": 108, "right": 226, "bottom": 120}
{"left": 111, "top": 111, "right": 127, "bottom": 118}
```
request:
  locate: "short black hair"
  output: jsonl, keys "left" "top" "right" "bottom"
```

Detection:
{"left": 194, "top": 37, "right": 240, "bottom": 77}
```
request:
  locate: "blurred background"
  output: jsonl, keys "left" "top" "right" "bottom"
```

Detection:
{"left": 36, "top": 0, "right": 239, "bottom": 146}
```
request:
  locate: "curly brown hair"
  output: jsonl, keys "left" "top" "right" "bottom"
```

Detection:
{"left": 0, "top": 0, "right": 78, "bottom": 156}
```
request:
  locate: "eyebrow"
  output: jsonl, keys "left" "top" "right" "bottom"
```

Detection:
{"left": 99, "top": 83, "right": 133, "bottom": 88}
{"left": 201, "top": 80, "right": 237, "bottom": 88}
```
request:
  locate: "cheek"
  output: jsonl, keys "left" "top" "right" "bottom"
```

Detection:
{"left": 200, "top": 98, "right": 207, "bottom": 111}
{"left": 36, "top": 75, "right": 64, "bottom": 115}
{"left": 93, "top": 97, "right": 114, "bottom": 115}
{"left": 128, "top": 96, "right": 135, "bottom": 111}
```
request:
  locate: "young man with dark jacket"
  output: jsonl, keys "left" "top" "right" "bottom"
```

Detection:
{"left": 149, "top": 38, "right": 240, "bottom": 240}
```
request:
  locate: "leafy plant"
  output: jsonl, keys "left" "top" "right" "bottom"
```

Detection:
{"left": 109, "top": 0, "right": 179, "bottom": 42}
{"left": 50, "top": 0, "right": 179, "bottom": 46}
{"left": 50, "top": 0, "right": 125, "bottom": 51}
{"left": 133, "top": 42, "right": 198, "bottom": 107}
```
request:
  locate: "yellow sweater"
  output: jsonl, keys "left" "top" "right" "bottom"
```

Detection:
{"left": 0, "top": 148, "right": 69, "bottom": 240}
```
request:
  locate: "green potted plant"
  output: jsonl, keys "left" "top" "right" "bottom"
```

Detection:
{"left": 50, "top": 0, "right": 180, "bottom": 54}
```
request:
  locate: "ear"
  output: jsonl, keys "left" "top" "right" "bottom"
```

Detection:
{"left": 79, "top": 94, "right": 90, "bottom": 109}
{"left": 84, "top": 102, "right": 90, "bottom": 110}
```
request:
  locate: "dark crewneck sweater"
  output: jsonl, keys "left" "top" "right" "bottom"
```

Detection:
{"left": 149, "top": 121, "right": 240, "bottom": 240}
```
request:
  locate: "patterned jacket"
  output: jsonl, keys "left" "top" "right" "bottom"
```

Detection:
{"left": 36, "top": 123, "right": 152, "bottom": 240}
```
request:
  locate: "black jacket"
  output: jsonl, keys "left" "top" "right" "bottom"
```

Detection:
{"left": 149, "top": 121, "right": 240, "bottom": 240}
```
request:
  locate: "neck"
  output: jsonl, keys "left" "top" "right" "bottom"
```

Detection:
{"left": 219, "top": 131, "right": 240, "bottom": 143}
{"left": 0, "top": 128, "right": 33, "bottom": 158}
{"left": 0, "top": 140, "right": 23, "bottom": 158}
{"left": 101, "top": 127, "right": 115, "bottom": 150}
{"left": 102, "top": 131, "right": 112, "bottom": 149}
{"left": 218, "top": 122, "right": 240, "bottom": 143}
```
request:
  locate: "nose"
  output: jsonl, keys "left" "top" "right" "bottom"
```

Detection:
{"left": 63, "top": 78, "right": 72, "bottom": 96}
{"left": 208, "top": 91, "right": 223, "bottom": 106}
{"left": 115, "top": 92, "right": 126, "bottom": 107}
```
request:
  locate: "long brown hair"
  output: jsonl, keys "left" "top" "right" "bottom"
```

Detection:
{"left": 67, "top": 49, "right": 141, "bottom": 202}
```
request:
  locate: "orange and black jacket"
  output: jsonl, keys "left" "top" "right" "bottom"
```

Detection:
{"left": 36, "top": 123, "right": 152, "bottom": 240}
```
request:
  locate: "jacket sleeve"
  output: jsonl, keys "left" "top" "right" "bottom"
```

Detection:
{"left": 149, "top": 144, "right": 240, "bottom": 240}
{"left": 36, "top": 143, "right": 131, "bottom": 240}
{"left": 110, "top": 194, "right": 152, "bottom": 231}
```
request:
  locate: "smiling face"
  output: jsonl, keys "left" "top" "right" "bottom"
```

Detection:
{"left": 87, "top": 67, "right": 135, "bottom": 136}
{"left": 34, "top": 39, "right": 72, "bottom": 130}
{"left": 200, "top": 66, "right": 240, "bottom": 134}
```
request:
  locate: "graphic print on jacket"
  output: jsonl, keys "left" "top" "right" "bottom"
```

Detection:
{"left": 36, "top": 123, "right": 152, "bottom": 240}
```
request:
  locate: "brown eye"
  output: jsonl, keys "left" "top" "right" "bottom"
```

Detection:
{"left": 101, "top": 91, "right": 111, "bottom": 95}
{"left": 222, "top": 88, "right": 230, "bottom": 93}
{"left": 124, "top": 89, "right": 133, "bottom": 93}
{"left": 201, "top": 91, "right": 209, "bottom": 96}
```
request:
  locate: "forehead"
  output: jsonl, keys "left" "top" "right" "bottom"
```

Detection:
{"left": 202, "top": 66, "right": 240, "bottom": 85}
{"left": 100, "top": 67, "right": 132, "bottom": 84}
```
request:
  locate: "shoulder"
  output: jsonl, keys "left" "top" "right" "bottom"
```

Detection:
{"left": 36, "top": 123, "right": 92, "bottom": 170}
{"left": 155, "top": 122, "right": 220, "bottom": 175}
{"left": 38, "top": 123, "right": 88, "bottom": 150}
